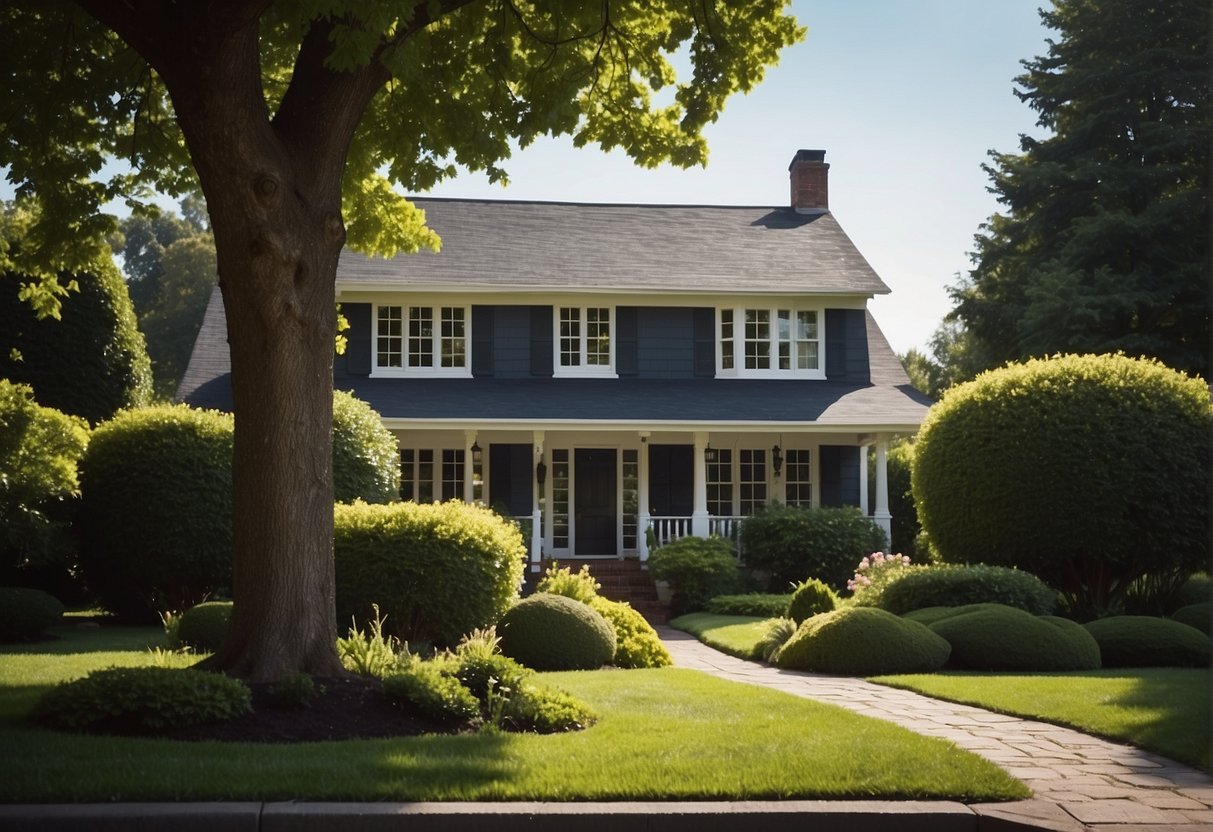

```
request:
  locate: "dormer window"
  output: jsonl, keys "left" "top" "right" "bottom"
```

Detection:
{"left": 718, "top": 306, "right": 823, "bottom": 378}
{"left": 555, "top": 306, "right": 615, "bottom": 377}
{"left": 374, "top": 303, "right": 470, "bottom": 377}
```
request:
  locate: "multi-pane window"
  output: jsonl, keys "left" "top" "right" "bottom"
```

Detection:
{"left": 707, "top": 449, "right": 734, "bottom": 516}
{"left": 551, "top": 450, "right": 570, "bottom": 549}
{"left": 739, "top": 449, "right": 767, "bottom": 515}
{"left": 719, "top": 307, "right": 822, "bottom": 377}
{"left": 441, "top": 449, "right": 464, "bottom": 501}
{"left": 784, "top": 449, "right": 812, "bottom": 507}
{"left": 376, "top": 304, "right": 468, "bottom": 373}
{"left": 557, "top": 307, "right": 612, "bottom": 373}
{"left": 622, "top": 449, "right": 639, "bottom": 550}
{"left": 399, "top": 449, "right": 435, "bottom": 503}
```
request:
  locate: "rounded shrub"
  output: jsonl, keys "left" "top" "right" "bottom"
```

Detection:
{"left": 588, "top": 596, "right": 672, "bottom": 668}
{"left": 334, "top": 500, "right": 525, "bottom": 647}
{"left": 886, "top": 441, "right": 922, "bottom": 558}
{"left": 740, "top": 504, "right": 887, "bottom": 590}
{"left": 927, "top": 604, "right": 1100, "bottom": 671}
{"left": 0, "top": 587, "right": 64, "bottom": 641}
{"left": 332, "top": 390, "right": 400, "bottom": 504}
{"left": 706, "top": 593, "right": 793, "bottom": 618}
{"left": 497, "top": 593, "right": 616, "bottom": 671}
{"left": 775, "top": 607, "right": 951, "bottom": 675}
{"left": 1172, "top": 574, "right": 1211, "bottom": 609}
{"left": 1171, "top": 603, "right": 1211, "bottom": 635}
{"left": 869, "top": 564, "right": 1057, "bottom": 616}
{"left": 1083, "top": 616, "right": 1211, "bottom": 668}
{"left": 176, "top": 601, "right": 233, "bottom": 652}
{"left": 647, "top": 535, "right": 738, "bottom": 615}
{"left": 913, "top": 354, "right": 1211, "bottom": 617}
{"left": 34, "top": 666, "right": 251, "bottom": 733}
{"left": 77, "top": 404, "right": 234, "bottom": 621}
{"left": 788, "top": 578, "right": 839, "bottom": 625}
{"left": 0, "top": 253, "right": 152, "bottom": 425}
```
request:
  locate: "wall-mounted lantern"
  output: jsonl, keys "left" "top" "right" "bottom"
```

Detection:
{"left": 471, "top": 440, "right": 482, "bottom": 465}
{"left": 536, "top": 460, "right": 548, "bottom": 487}
{"left": 705, "top": 443, "right": 718, "bottom": 464}
{"left": 771, "top": 444, "right": 784, "bottom": 476}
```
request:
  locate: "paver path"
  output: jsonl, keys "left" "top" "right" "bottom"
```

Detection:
{"left": 657, "top": 626, "right": 1213, "bottom": 831}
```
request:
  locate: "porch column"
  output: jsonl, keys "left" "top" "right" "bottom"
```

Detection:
{"left": 691, "top": 431, "right": 709, "bottom": 537}
{"left": 638, "top": 432, "right": 651, "bottom": 561}
{"left": 873, "top": 437, "right": 892, "bottom": 542}
{"left": 859, "top": 444, "right": 870, "bottom": 515}
{"left": 531, "top": 430, "right": 545, "bottom": 572}
{"left": 463, "top": 430, "right": 476, "bottom": 504}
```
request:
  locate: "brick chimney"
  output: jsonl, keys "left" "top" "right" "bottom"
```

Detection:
{"left": 789, "top": 149, "right": 829, "bottom": 212}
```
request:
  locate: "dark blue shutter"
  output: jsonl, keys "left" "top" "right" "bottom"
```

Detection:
{"left": 693, "top": 307, "right": 716, "bottom": 377}
{"left": 343, "top": 303, "right": 372, "bottom": 376}
{"left": 825, "top": 309, "right": 847, "bottom": 380}
{"left": 529, "top": 305, "right": 553, "bottom": 377}
{"left": 472, "top": 306, "right": 494, "bottom": 377}
{"left": 616, "top": 306, "right": 638, "bottom": 376}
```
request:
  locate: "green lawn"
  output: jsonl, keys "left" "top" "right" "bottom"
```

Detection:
{"left": 871, "top": 670, "right": 1211, "bottom": 772}
{"left": 669, "top": 612, "right": 769, "bottom": 659}
{"left": 0, "top": 623, "right": 1027, "bottom": 802}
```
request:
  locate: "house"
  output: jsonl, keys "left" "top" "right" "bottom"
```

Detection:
{"left": 179, "top": 149, "right": 930, "bottom": 571}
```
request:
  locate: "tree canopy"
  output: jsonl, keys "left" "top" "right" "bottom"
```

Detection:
{"left": 950, "top": 0, "right": 1210, "bottom": 377}
{"left": 0, "top": 0, "right": 803, "bottom": 680}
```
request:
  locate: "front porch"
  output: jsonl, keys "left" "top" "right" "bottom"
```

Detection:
{"left": 391, "top": 426, "right": 897, "bottom": 572}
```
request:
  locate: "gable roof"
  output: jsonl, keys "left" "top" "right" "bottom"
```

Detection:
{"left": 337, "top": 198, "right": 890, "bottom": 296}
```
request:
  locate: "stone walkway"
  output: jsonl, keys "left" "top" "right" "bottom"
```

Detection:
{"left": 657, "top": 626, "right": 1213, "bottom": 831}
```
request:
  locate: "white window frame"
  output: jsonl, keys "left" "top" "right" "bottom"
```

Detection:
{"left": 716, "top": 305, "right": 825, "bottom": 379}
{"left": 372, "top": 302, "right": 471, "bottom": 378}
{"left": 553, "top": 305, "right": 616, "bottom": 378}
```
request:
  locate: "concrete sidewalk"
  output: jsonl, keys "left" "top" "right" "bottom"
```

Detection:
{"left": 657, "top": 626, "right": 1213, "bottom": 831}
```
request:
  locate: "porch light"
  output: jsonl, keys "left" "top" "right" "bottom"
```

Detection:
{"left": 705, "top": 443, "right": 718, "bottom": 463}
{"left": 772, "top": 444, "right": 783, "bottom": 476}
{"left": 536, "top": 460, "right": 548, "bottom": 487}
{"left": 471, "top": 441, "right": 482, "bottom": 465}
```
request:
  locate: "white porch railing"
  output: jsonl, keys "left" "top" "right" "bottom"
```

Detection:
{"left": 647, "top": 515, "right": 746, "bottom": 562}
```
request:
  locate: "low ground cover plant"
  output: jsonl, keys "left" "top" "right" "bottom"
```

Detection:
{"left": 925, "top": 604, "right": 1100, "bottom": 671}
{"left": 647, "top": 536, "right": 737, "bottom": 614}
{"left": 1083, "top": 616, "right": 1210, "bottom": 668}
{"left": 740, "top": 504, "right": 887, "bottom": 590}
{"left": 858, "top": 563, "right": 1057, "bottom": 616}
{"left": 0, "top": 587, "right": 64, "bottom": 642}
{"left": 776, "top": 607, "right": 951, "bottom": 675}
{"left": 498, "top": 593, "right": 615, "bottom": 671}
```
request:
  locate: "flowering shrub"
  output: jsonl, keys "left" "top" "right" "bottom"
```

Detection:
{"left": 847, "top": 552, "right": 912, "bottom": 601}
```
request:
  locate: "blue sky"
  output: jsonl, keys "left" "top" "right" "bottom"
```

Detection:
{"left": 425, "top": 1, "right": 1054, "bottom": 354}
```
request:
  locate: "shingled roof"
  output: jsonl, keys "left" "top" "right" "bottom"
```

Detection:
{"left": 336, "top": 198, "right": 890, "bottom": 296}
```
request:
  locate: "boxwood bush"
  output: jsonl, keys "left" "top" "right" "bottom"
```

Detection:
{"left": 34, "top": 666, "right": 251, "bottom": 733}
{"left": 647, "top": 536, "right": 738, "bottom": 615}
{"left": 332, "top": 390, "right": 400, "bottom": 504}
{"left": 1083, "top": 616, "right": 1211, "bottom": 668}
{"left": 706, "top": 593, "right": 793, "bottom": 618}
{"left": 776, "top": 607, "right": 950, "bottom": 675}
{"left": 497, "top": 593, "right": 616, "bottom": 671}
{"left": 77, "top": 404, "right": 234, "bottom": 621}
{"left": 0, "top": 587, "right": 64, "bottom": 641}
{"left": 913, "top": 354, "right": 1211, "bottom": 617}
{"left": 926, "top": 604, "right": 1100, "bottom": 671}
{"left": 176, "top": 600, "right": 233, "bottom": 652}
{"left": 1171, "top": 603, "right": 1210, "bottom": 634}
{"left": 334, "top": 500, "right": 525, "bottom": 647}
{"left": 588, "top": 596, "right": 672, "bottom": 668}
{"left": 862, "top": 564, "right": 1057, "bottom": 616}
{"left": 787, "top": 578, "right": 839, "bottom": 624}
{"left": 740, "top": 504, "right": 887, "bottom": 591}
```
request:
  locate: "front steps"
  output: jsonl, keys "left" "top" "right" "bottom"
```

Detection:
{"left": 537, "top": 558, "right": 669, "bottom": 624}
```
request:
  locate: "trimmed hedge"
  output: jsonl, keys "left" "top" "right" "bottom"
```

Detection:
{"left": 706, "top": 593, "right": 793, "bottom": 618}
{"left": 775, "top": 607, "right": 951, "bottom": 675}
{"left": 0, "top": 587, "right": 64, "bottom": 641}
{"left": 864, "top": 564, "right": 1057, "bottom": 616}
{"left": 334, "top": 500, "right": 525, "bottom": 647}
{"left": 332, "top": 390, "right": 400, "bottom": 504}
{"left": 787, "top": 578, "right": 839, "bottom": 625}
{"left": 34, "top": 666, "right": 251, "bottom": 733}
{"left": 740, "top": 504, "right": 887, "bottom": 590}
{"left": 913, "top": 354, "right": 1211, "bottom": 616}
{"left": 1171, "top": 603, "right": 1210, "bottom": 634}
{"left": 927, "top": 604, "right": 1100, "bottom": 671}
{"left": 77, "top": 404, "right": 234, "bottom": 621}
{"left": 647, "top": 536, "right": 738, "bottom": 615}
{"left": 588, "top": 596, "right": 672, "bottom": 668}
{"left": 176, "top": 601, "right": 232, "bottom": 652}
{"left": 0, "top": 255, "right": 152, "bottom": 425}
{"left": 1083, "top": 616, "right": 1211, "bottom": 668}
{"left": 497, "top": 593, "right": 616, "bottom": 671}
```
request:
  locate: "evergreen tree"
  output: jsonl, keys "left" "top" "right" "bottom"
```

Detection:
{"left": 952, "top": 0, "right": 1210, "bottom": 376}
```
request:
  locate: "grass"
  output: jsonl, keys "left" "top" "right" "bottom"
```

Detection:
{"left": 668, "top": 612, "right": 770, "bottom": 659}
{"left": 871, "top": 670, "right": 1211, "bottom": 772}
{"left": 0, "top": 622, "right": 1027, "bottom": 802}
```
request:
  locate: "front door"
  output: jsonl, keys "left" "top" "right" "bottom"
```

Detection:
{"left": 575, "top": 448, "right": 617, "bottom": 555}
